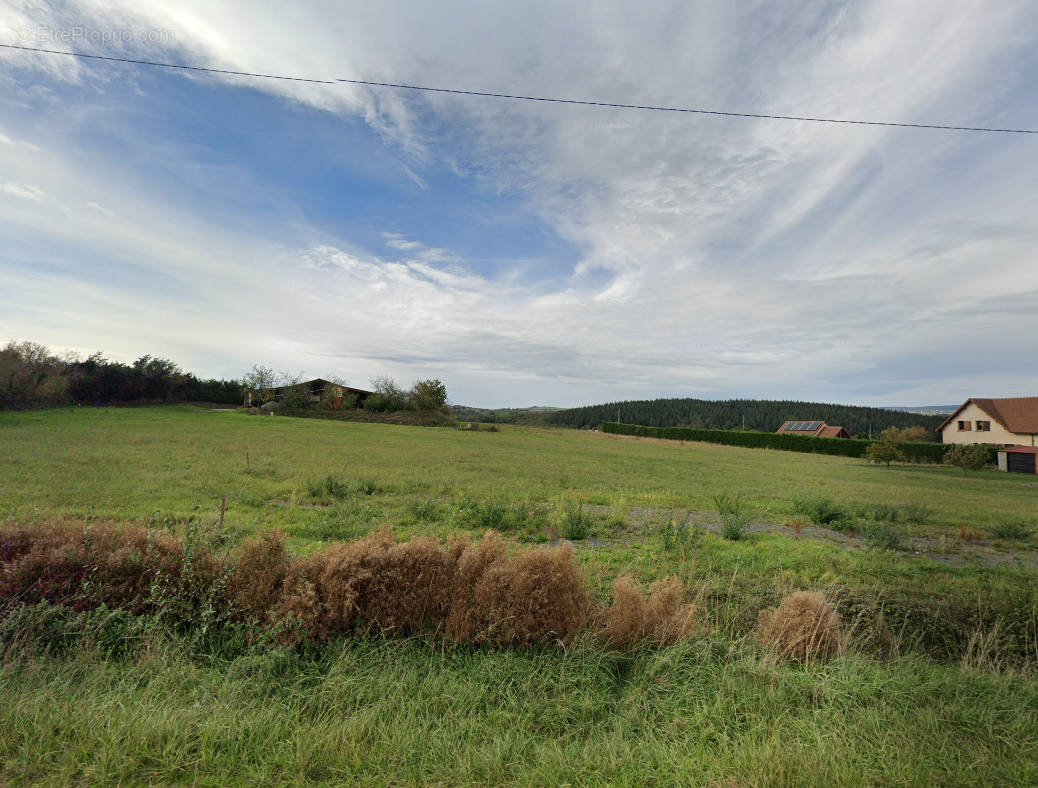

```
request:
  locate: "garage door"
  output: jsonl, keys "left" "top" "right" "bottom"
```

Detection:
{"left": 1006, "top": 452, "right": 1037, "bottom": 474}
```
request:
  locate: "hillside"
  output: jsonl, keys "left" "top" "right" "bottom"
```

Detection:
{"left": 545, "top": 397, "right": 943, "bottom": 438}
{"left": 449, "top": 404, "right": 563, "bottom": 424}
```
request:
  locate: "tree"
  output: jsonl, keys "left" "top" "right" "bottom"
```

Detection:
{"left": 242, "top": 365, "right": 279, "bottom": 405}
{"left": 944, "top": 444, "right": 990, "bottom": 475}
{"left": 409, "top": 378, "right": 448, "bottom": 412}
{"left": 866, "top": 440, "right": 905, "bottom": 468}
{"left": 880, "top": 425, "right": 930, "bottom": 443}
{"left": 366, "top": 375, "right": 407, "bottom": 412}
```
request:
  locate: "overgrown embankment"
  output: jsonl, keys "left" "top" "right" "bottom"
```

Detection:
{"left": 3, "top": 521, "right": 1035, "bottom": 670}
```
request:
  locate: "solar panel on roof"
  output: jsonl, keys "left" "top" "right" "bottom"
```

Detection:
{"left": 785, "top": 420, "right": 823, "bottom": 431}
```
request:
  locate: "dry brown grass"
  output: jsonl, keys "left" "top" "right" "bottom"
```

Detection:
{"left": 226, "top": 530, "right": 289, "bottom": 623}
{"left": 599, "top": 575, "right": 697, "bottom": 650}
{"left": 2, "top": 522, "right": 700, "bottom": 652}
{"left": 757, "top": 591, "right": 845, "bottom": 661}
{"left": 465, "top": 541, "right": 590, "bottom": 646}
{"left": 0, "top": 521, "right": 191, "bottom": 614}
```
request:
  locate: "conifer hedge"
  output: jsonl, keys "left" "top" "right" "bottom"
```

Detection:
{"left": 600, "top": 422, "right": 993, "bottom": 464}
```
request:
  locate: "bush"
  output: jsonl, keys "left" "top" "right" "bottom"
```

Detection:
{"left": 366, "top": 376, "right": 408, "bottom": 412}
{"left": 860, "top": 522, "right": 905, "bottom": 551}
{"left": 409, "top": 378, "right": 448, "bottom": 412}
{"left": 226, "top": 531, "right": 289, "bottom": 623}
{"left": 555, "top": 501, "right": 592, "bottom": 541}
{"left": 653, "top": 513, "right": 701, "bottom": 558}
{"left": 445, "top": 533, "right": 590, "bottom": 646}
{"left": 792, "top": 496, "right": 851, "bottom": 528}
{"left": 599, "top": 575, "right": 696, "bottom": 650}
{"left": 944, "top": 443, "right": 991, "bottom": 475}
{"left": 306, "top": 476, "right": 352, "bottom": 500}
{"left": 866, "top": 440, "right": 905, "bottom": 467}
{"left": 757, "top": 591, "right": 844, "bottom": 661}
{"left": 868, "top": 503, "right": 902, "bottom": 523}
{"left": 990, "top": 521, "right": 1032, "bottom": 541}
{"left": 713, "top": 494, "right": 749, "bottom": 540}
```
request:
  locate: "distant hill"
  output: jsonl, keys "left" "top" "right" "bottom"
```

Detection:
{"left": 449, "top": 405, "right": 564, "bottom": 424}
{"left": 543, "top": 398, "right": 943, "bottom": 439}
{"left": 884, "top": 405, "right": 957, "bottom": 416}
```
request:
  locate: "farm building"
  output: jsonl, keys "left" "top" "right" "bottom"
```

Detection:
{"left": 937, "top": 397, "right": 1038, "bottom": 447}
{"left": 997, "top": 446, "right": 1038, "bottom": 474}
{"left": 244, "top": 378, "right": 373, "bottom": 408}
{"left": 776, "top": 420, "right": 851, "bottom": 438}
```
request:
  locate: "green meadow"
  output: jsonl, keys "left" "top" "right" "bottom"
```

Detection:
{"left": 1, "top": 406, "right": 1036, "bottom": 785}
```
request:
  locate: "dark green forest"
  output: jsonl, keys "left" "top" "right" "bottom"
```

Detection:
{"left": 0, "top": 341, "right": 241, "bottom": 409}
{"left": 545, "top": 397, "right": 943, "bottom": 439}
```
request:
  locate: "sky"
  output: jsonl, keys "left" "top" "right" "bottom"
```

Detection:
{"left": 1, "top": 1, "right": 1037, "bottom": 408}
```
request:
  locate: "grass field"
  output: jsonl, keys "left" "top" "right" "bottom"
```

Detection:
{"left": 2, "top": 406, "right": 1037, "bottom": 784}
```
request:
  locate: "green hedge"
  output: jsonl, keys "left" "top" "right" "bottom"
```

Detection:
{"left": 600, "top": 422, "right": 996, "bottom": 464}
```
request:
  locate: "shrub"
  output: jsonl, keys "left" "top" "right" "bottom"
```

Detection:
{"left": 714, "top": 494, "right": 749, "bottom": 540}
{"left": 653, "top": 513, "right": 701, "bottom": 558}
{"left": 468, "top": 542, "right": 590, "bottom": 646}
{"left": 990, "top": 521, "right": 1033, "bottom": 541}
{"left": 408, "top": 498, "right": 442, "bottom": 522}
{"left": 866, "top": 440, "right": 905, "bottom": 467}
{"left": 555, "top": 501, "right": 592, "bottom": 541}
{"left": 959, "top": 524, "right": 984, "bottom": 543}
{"left": 868, "top": 503, "right": 902, "bottom": 523}
{"left": 306, "top": 476, "right": 352, "bottom": 500}
{"left": 792, "top": 496, "right": 850, "bottom": 528}
{"left": 757, "top": 591, "right": 844, "bottom": 661}
{"left": 788, "top": 517, "right": 805, "bottom": 539}
{"left": 409, "top": 378, "right": 448, "bottom": 412}
{"left": 599, "top": 575, "right": 696, "bottom": 650}
{"left": 445, "top": 531, "right": 508, "bottom": 642}
{"left": 860, "top": 522, "right": 904, "bottom": 551}
{"left": 944, "top": 443, "right": 991, "bottom": 475}
{"left": 226, "top": 531, "right": 289, "bottom": 623}
{"left": 366, "top": 376, "right": 408, "bottom": 412}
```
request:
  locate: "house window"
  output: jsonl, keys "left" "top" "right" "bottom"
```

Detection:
{"left": 976, "top": 421, "right": 991, "bottom": 431}
{"left": 957, "top": 421, "right": 971, "bottom": 431}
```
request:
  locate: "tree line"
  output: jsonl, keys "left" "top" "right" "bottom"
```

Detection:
{"left": 546, "top": 397, "right": 943, "bottom": 440}
{"left": 0, "top": 341, "right": 242, "bottom": 409}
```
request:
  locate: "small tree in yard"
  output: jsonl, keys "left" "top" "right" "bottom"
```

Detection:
{"left": 944, "top": 443, "right": 990, "bottom": 475}
{"left": 866, "top": 440, "right": 905, "bottom": 468}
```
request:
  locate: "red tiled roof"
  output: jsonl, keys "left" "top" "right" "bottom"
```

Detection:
{"left": 776, "top": 421, "right": 849, "bottom": 438}
{"left": 938, "top": 397, "right": 1038, "bottom": 434}
{"left": 817, "top": 425, "right": 850, "bottom": 438}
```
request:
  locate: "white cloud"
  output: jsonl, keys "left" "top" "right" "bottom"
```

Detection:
{"left": 0, "top": 181, "right": 47, "bottom": 201}
{"left": 3, "top": 1, "right": 1038, "bottom": 405}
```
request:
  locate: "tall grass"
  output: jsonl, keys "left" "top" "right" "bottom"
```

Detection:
{"left": 0, "top": 619, "right": 1035, "bottom": 786}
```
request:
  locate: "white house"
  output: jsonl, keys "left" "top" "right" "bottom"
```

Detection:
{"left": 937, "top": 397, "right": 1038, "bottom": 447}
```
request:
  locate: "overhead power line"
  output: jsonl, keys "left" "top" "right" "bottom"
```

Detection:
{"left": 3, "top": 42, "right": 1036, "bottom": 135}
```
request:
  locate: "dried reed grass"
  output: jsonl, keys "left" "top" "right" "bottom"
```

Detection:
{"left": 757, "top": 590, "right": 845, "bottom": 661}
{"left": 599, "top": 575, "right": 697, "bottom": 649}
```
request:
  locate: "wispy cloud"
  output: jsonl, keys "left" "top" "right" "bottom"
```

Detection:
{"left": 2, "top": 1, "right": 1038, "bottom": 406}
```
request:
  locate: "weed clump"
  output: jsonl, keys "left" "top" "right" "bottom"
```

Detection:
{"left": 555, "top": 500, "right": 593, "bottom": 541}
{"left": 714, "top": 494, "right": 749, "bottom": 540}
{"left": 599, "top": 575, "right": 696, "bottom": 650}
{"left": 226, "top": 530, "right": 289, "bottom": 623}
{"left": 757, "top": 591, "right": 844, "bottom": 661}
{"left": 448, "top": 534, "right": 589, "bottom": 646}
{"left": 792, "top": 496, "right": 850, "bottom": 528}
{"left": 990, "top": 521, "right": 1032, "bottom": 541}
{"left": 860, "top": 522, "right": 905, "bottom": 551}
